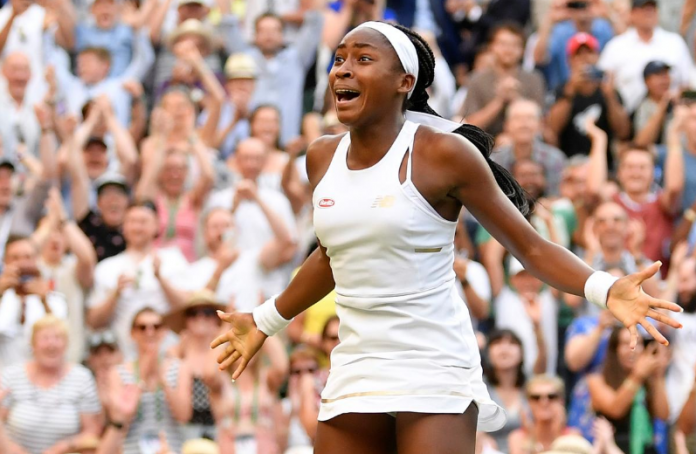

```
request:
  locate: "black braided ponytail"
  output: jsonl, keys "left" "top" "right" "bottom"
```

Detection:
{"left": 393, "top": 24, "right": 530, "bottom": 216}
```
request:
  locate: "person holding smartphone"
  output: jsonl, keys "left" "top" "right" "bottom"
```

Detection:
{"left": 533, "top": 0, "right": 614, "bottom": 91}
{"left": 632, "top": 61, "right": 676, "bottom": 148}
{"left": 0, "top": 235, "right": 68, "bottom": 368}
{"left": 546, "top": 32, "right": 630, "bottom": 170}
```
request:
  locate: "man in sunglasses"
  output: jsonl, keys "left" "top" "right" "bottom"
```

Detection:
{"left": 534, "top": 0, "right": 614, "bottom": 91}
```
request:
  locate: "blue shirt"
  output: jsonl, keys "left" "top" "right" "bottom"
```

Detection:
{"left": 75, "top": 23, "right": 134, "bottom": 78}
{"left": 566, "top": 315, "right": 610, "bottom": 440}
{"left": 543, "top": 19, "right": 614, "bottom": 91}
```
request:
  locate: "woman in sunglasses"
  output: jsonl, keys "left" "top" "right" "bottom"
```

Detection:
{"left": 163, "top": 290, "right": 230, "bottom": 441}
{"left": 508, "top": 375, "right": 576, "bottom": 454}
{"left": 106, "top": 307, "right": 192, "bottom": 454}
{"left": 587, "top": 326, "right": 669, "bottom": 454}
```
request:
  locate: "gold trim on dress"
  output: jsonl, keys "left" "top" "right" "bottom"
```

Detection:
{"left": 414, "top": 247, "right": 443, "bottom": 253}
{"left": 321, "top": 389, "right": 474, "bottom": 404}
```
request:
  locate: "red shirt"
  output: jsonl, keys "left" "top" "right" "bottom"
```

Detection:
{"left": 613, "top": 191, "right": 673, "bottom": 264}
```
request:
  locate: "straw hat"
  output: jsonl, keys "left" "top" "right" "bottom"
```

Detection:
{"left": 547, "top": 435, "right": 593, "bottom": 454}
{"left": 168, "top": 19, "right": 213, "bottom": 50}
{"left": 182, "top": 438, "right": 219, "bottom": 454}
{"left": 224, "top": 53, "right": 258, "bottom": 80}
{"left": 163, "top": 289, "right": 226, "bottom": 334}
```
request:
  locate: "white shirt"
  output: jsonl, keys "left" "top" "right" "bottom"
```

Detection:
{"left": 0, "top": 4, "right": 48, "bottom": 97}
{"left": 206, "top": 186, "right": 297, "bottom": 296}
{"left": 666, "top": 311, "right": 696, "bottom": 422}
{"left": 175, "top": 251, "right": 262, "bottom": 312}
{"left": 454, "top": 259, "right": 492, "bottom": 320}
{"left": 0, "top": 289, "right": 67, "bottom": 368}
{"left": 598, "top": 28, "right": 695, "bottom": 112}
{"left": 0, "top": 78, "right": 43, "bottom": 159}
{"left": 87, "top": 247, "right": 188, "bottom": 358}
{"left": 38, "top": 255, "right": 86, "bottom": 363}
{"left": 495, "top": 286, "right": 558, "bottom": 376}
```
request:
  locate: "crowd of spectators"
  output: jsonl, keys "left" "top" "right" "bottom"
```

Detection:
{"left": 0, "top": 0, "right": 695, "bottom": 452}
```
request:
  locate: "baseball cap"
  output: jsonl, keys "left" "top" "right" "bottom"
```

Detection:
{"left": 566, "top": 32, "right": 599, "bottom": 56}
{"left": 643, "top": 60, "right": 671, "bottom": 79}
{"left": 632, "top": 0, "right": 657, "bottom": 8}
{"left": 94, "top": 172, "right": 129, "bottom": 196}
{"left": 224, "top": 53, "right": 258, "bottom": 80}
{"left": 549, "top": 435, "right": 594, "bottom": 454}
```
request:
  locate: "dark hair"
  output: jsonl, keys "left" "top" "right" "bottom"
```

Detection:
{"left": 393, "top": 25, "right": 530, "bottom": 215}
{"left": 602, "top": 325, "right": 659, "bottom": 416}
{"left": 250, "top": 104, "right": 282, "bottom": 150}
{"left": 128, "top": 200, "right": 158, "bottom": 215}
{"left": 81, "top": 100, "right": 94, "bottom": 120}
{"left": 488, "top": 21, "right": 526, "bottom": 47}
{"left": 6, "top": 234, "right": 30, "bottom": 249}
{"left": 255, "top": 12, "right": 283, "bottom": 31}
{"left": 603, "top": 326, "right": 629, "bottom": 390}
{"left": 483, "top": 329, "right": 526, "bottom": 388}
{"left": 130, "top": 307, "right": 161, "bottom": 330}
{"left": 80, "top": 47, "right": 112, "bottom": 65}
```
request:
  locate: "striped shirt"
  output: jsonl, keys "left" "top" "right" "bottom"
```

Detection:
{"left": 117, "top": 360, "right": 183, "bottom": 454}
{"left": 1, "top": 363, "right": 101, "bottom": 454}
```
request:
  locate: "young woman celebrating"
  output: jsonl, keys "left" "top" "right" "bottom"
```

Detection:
{"left": 212, "top": 22, "right": 682, "bottom": 453}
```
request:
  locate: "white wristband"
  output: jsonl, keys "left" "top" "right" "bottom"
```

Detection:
{"left": 252, "top": 295, "right": 292, "bottom": 337}
{"left": 584, "top": 271, "right": 619, "bottom": 309}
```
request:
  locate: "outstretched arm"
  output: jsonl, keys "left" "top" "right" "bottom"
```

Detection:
{"left": 437, "top": 132, "right": 681, "bottom": 345}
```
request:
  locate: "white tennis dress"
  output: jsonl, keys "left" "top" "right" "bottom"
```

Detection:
{"left": 313, "top": 120, "right": 506, "bottom": 431}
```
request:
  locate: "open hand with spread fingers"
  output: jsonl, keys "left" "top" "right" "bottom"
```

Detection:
{"left": 211, "top": 311, "right": 267, "bottom": 379}
{"left": 607, "top": 261, "right": 682, "bottom": 348}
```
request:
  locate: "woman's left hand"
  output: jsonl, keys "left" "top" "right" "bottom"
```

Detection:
{"left": 607, "top": 261, "right": 682, "bottom": 348}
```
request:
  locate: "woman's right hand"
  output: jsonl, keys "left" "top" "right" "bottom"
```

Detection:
{"left": 211, "top": 312, "right": 268, "bottom": 379}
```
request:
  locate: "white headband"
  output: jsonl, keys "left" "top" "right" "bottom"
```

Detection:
{"left": 355, "top": 21, "right": 419, "bottom": 98}
{"left": 352, "top": 21, "right": 463, "bottom": 133}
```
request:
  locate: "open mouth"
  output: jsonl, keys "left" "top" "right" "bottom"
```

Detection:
{"left": 335, "top": 89, "right": 361, "bottom": 104}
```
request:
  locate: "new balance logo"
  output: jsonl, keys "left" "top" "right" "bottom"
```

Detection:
{"left": 372, "top": 195, "right": 395, "bottom": 208}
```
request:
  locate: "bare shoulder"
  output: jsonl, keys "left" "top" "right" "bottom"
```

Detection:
{"left": 413, "top": 125, "right": 489, "bottom": 185}
{"left": 306, "top": 133, "right": 345, "bottom": 190}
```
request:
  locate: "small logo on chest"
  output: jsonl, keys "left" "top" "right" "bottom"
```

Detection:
{"left": 372, "top": 195, "right": 395, "bottom": 208}
{"left": 318, "top": 198, "right": 335, "bottom": 208}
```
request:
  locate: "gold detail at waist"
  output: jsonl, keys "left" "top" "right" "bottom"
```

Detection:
{"left": 321, "top": 389, "right": 473, "bottom": 404}
{"left": 414, "top": 247, "right": 443, "bottom": 253}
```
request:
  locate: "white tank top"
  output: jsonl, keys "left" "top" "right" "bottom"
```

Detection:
{"left": 312, "top": 121, "right": 506, "bottom": 431}
{"left": 313, "top": 120, "right": 457, "bottom": 297}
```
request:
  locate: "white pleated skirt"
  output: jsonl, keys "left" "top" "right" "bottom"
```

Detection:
{"left": 317, "top": 280, "right": 507, "bottom": 432}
